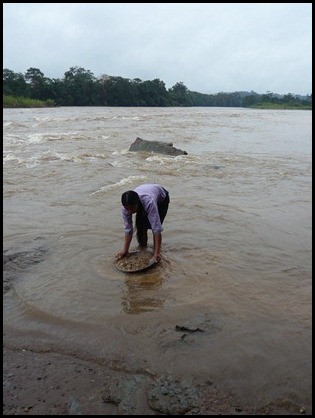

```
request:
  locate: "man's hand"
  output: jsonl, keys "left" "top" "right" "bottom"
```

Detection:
{"left": 150, "top": 254, "right": 161, "bottom": 265}
{"left": 155, "top": 253, "right": 161, "bottom": 263}
{"left": 116, "top": 250, "right": 128, "bottom": 259}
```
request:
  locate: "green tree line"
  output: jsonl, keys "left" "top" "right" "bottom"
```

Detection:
{"left": 3, "top": 66, "right": 312, "bottom": 109}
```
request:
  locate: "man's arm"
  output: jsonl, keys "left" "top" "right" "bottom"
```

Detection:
{"left": 153, "top": 233, "right": 162, "bottom": 262}
{"left": 117, "top": 233, "right": 133, "bottom": 258}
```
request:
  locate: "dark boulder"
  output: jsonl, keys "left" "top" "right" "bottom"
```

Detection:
{"left": 129, "top": 137, "right": 188, "bottom": 156}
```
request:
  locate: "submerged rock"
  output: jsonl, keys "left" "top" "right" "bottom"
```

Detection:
{"left": 129, "top": 137, "right": 188, "bottom": 156}
{"left": 3, "top": 236, "right": 49, "bottom": 293}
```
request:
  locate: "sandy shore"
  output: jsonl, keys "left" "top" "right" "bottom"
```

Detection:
{"left": 3, "top": 343, "right": 311, "bottom": 416}
{"left": 3, "top": 344, "right": 246, "bottom": 415}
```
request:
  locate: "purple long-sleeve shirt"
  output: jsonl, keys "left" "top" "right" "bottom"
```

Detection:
{"left": 121, "top": 184, "right": 167, "bottom": 235}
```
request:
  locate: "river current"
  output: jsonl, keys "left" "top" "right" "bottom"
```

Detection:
{"left": 3, "top": 106, "right": 312, "bottom": 410}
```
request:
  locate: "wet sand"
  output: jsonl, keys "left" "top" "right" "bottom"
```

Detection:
{"left": 3, "top": 335, "right": 311, "bottom": 415}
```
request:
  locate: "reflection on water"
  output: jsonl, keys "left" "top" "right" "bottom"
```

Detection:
{"left": 121, "top": 267, "right": 165, "bottom": 314}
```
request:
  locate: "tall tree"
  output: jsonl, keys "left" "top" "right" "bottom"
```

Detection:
{"left": 3, "top": 68, "right": 29, "bottom": 97}
{"left": 168, "top": 82, "right": 192, "bottom": 106}
{"left": 63, "top": 66, "right": 96, "bottom": 105}
{"left": 24, "top": 67, "right": 47, "bottom": 99}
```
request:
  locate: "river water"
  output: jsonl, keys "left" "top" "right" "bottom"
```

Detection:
{"left": 3, "top": 107, "right": 312, "bottom": 410}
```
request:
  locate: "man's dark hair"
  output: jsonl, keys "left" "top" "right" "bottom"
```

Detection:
{"left": 121, "top": 190, "right": 140, "bottom": 207}
{"left": 121, "top": 190, "right": 146, "bottom": 246}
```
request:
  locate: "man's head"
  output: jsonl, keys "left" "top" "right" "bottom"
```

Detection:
{"left": 121, "top": 190, "right": 140, "bottom": 213}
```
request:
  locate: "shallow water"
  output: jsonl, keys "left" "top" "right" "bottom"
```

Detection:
{"left": 3, "top": 106, "right": 312, "bottom": 408}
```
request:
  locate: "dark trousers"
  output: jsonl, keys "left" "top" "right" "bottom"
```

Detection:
{"left": 136, "top": 189, "right": 170, "bottom": 245}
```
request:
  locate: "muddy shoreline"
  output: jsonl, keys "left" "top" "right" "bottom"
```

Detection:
{"left": 3, "top": 342, "right": 311, "bottom": 415}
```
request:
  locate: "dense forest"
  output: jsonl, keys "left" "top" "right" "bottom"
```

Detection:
{"left": 3, "top": 66, "right": 312, "bottom": 109}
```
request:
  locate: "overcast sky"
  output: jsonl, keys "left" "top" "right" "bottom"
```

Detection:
{"left": 3, "top": 3, "right": 312, "bottom": 95}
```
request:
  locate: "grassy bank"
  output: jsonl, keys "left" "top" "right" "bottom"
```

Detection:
{"left": 3, "top": 95, "right": 55, "bottom": 108}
